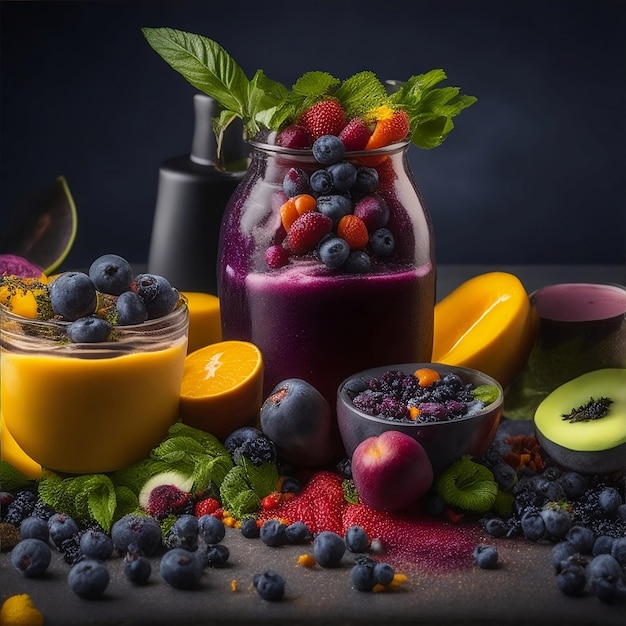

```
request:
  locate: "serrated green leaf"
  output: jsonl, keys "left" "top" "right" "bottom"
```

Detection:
{"left": 334, "top": 71, "right": 389, "bottom": 119}
{"left": 191, "top": 454, "right": 233, "bottom": 493}
{"left": 292, "top": 71, "right": 339, "bottom": 97}
{"left": 87, "top": 475, "right": 117, "bottom": 532}
{"left": 220, "top": 465, "right": 260, "bottom": 519}
{"left": 239, "top": 458, "right": 279, "bottom": 499}
{"left": 142, "top": 27, "right": 249, "bottom": 116}
{"left": 113, "top": 485, "right": 139, "bottom": 523}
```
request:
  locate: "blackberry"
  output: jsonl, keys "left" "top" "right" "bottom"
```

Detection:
{"left": 59, "top": 532, "right": 84, "bottom": 565}
{"left": 4, "top": 490, "right": 37, "bottom": 526}
{"left": 30, "top": 499, "right": 55, "bottom": 521}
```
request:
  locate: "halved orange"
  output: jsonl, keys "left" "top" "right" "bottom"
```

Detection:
{"left": 179, "top": 340, "right": 264, "bottom": 440}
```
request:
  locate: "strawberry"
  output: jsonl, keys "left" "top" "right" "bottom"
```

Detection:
{"left": 284, "top": 212, "right": 333, "bottom": 255}
{"left": 339, "top": 117, "right": 372, "bottom": 151}
{"left": 366, "top": 108, "right": 410, "bottom": 150}
{"left": 300, "top": 99, "right": 348, "bottom": 140}
{"left": 257, "top": 471, "right": 347, "bottom": 535}
{"left": 194, "top": 497, "right": 220, "bottom": 518}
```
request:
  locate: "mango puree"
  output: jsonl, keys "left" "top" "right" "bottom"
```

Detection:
{"left": 1, "top": 338, "right": 187, "bottom": 474}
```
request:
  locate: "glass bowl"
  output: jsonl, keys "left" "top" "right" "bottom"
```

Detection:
{"left": 337, "top": 362, "right": 503, "bottom": 476}
{"left": 1, "top": 301, "right": 188, "bottom": 474}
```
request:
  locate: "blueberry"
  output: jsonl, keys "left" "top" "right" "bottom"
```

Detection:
{"left": 11, "top": 538, "right": 52, "bottom": 577}
{"left": 49, "top": 271, "right": 97, "bottom": 321}
{"left": 345, "top": 525, "right": 370, "bottom": 553}
{"left": 79, "top": 529, "right": 114, "bottom": 560}
{"left": 240, "top": 517, "right": 260, "bottom": 539}
{"left": 520, "top": 510, "right": 546, "bottom": 542}
{"left": 555, "top": 559, "right": 587, "bottom": 596}
{"left": 115, "top": 290, "right": 148, "bottom": 325}
{"left": 313, "top": 531, "right": 345, "bottom": 568}
{"left": 598, "top": 486, "right": 622, "bottom": 514}
{"left": 587, "top": 554, "right": 626, "bottom": 604}
{"left": 550, "top": 541, "right": 580, "bottom": 569}
{"left": 593, "top": 535, "right": 615, "bottom": 556}
{"left": 88, "top": 253, "right": 133, "bottom": 296}
{"left": 132, "top": 273, "right": 179, "bottom": 319}
{"left": 368, "top": 227, "right": 395, "bottom": 258}
{"left": 67, "top": 315, "right": 112, "bottom": 343}
{"left": 557, "top": 471, "right": 588, "bottom": 500}
{"left": 472, "top": 544, "right": 499, "bottom": 569}
{"left": 326, "top": 161, "right": 357, "bottom": 192}
{"left": 284, "top": 521, "right": 312, "bottom": 544}
{"left": 374, "top": 562, "right": 395, "bottom": 586}
{"left": 283, "top": 167, "right": 310, "bottom": 197}
{"left": 48, "top": 513, "right": 80, "bottom": 549}
{"left": 611, "top": 537, "right": 626, "bottom": 567}
{"left": 483, "top": 517, "right": 509, "bottom": 539}
{"left": 223, "top": 427, "right": 277, "bottom": 466}
{"left": 491, "top": 463, "right": 517, "bottom": 490}
{"left": 252, "top": 570, "right": 285, "bottom": 601}
{"left": 19, "top": 515, "right": 50, "bottom": 543}
{"left": 204, "top": 543, "right": 230, "bottom": 567}
{"left": 280, "top": 476, "right": 303, "bottom": 495}
{"left": 318, "top": 236, "right": 350, "bottom": 270}
{"left": 68, "top": 558, "right": 110, "bottom": 599}
{"left": 167, "top": 514, "right": 199, "bottom": 551}
{"left": 343, "top": 250, "right": 372, "bottom": 274}
{"left": 198, "top": 514, "right": 225, "bottom": 545}
{"left": 160, "top": 548, "right": 204, "bottom": 589}
{"left": 111, "top": 513, "right": 162, "bottom": 556}
{"left": 312, "top": 135, "right": 345, "bottom": 165}
{"left": 260, "top": 519, "right": 287, "bottom": 547}
{"left": 565, "top": 525, "right": 595, "bottom": 554}
{"left": 353, "top": 167, "right": 379, "bottom": 193}
{"left": 124, "top": 551, "right": 152, "bottom": 585}
{"left": 316, "top": 194, "right": 352, "bottom": 225}
{"left": 310, "top": 169, "right": 333, "bottom": 194}
{"left": 351, "top": 561, "right": 377, "bottom": 591}
{"left": 540, "top": 505, "right": 572, "bottom": 540}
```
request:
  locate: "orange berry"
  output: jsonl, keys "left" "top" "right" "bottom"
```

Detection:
{"left": 413, "top": 367, "right": 441, "bottom": 387}
{"left": 366, "top": 109, "right": 410, "bottom": 150}
{"left": 293, "top": 194, "right": 317, "bottom": 216}
{"left": 279, "top": 198, "right": 300, "bottom": 231}
{"left": 336, "top": 215, "right": 369, "bottom": 249}
{"left": 409, "top": 406, "right": 421, "bottom": 420}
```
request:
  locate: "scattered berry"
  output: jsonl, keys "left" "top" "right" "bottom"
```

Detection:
{"left": 240, "top": 518, "right": 260, "bottom": 539}
{"left": 338, "top": 117, "right": 372, "bottom": 151}
{"left": 67, "top": 315, "right": 113, "bottom": 343}
{"left": 198, "top": 514, "right": 226, "bottom": 545}
{"left": 472, "top": 544, "right": 499, "bottom": 569}
{"left": 10, "top": 538, "right": 52, "bottom": 577}
{"left": 159, "top": 548, "right": 204, "bottom": 589}
{"left": 252, "top": 570, "right": 285, "bottom": 601}
{"left": 19, "top": 516, "right": 49, "bottom": 543}
{"left": 345, "top": 525, "right": 370, "bottom": 553}
{"left": 204, "top": 543, "right": 230, "bottom": 567}
{"left": 124, "top": 550, "right": 152, "bottom": 585}
{"left": 111, "top": 514, "right": 162, "bottom": 557}
{"left": 49, "top": 271, "right": 97, "bottom": 321}
{"left": 68, "top": 558, "right": 110, "bottom": 599}
{"left": 115, "top": 290, "right": 148, "bottom": 325}
{"left": 300, "top": 99, "right": 347, "bottom": 140}
{"left": 260, "top": 519, "right": 287, "bottom": 547}
{"left": 79, "top": 529, "right": 114, "bottom": 560}
{"left": 88, "top": 253, "right": 133, "bottom": 296}
{"left": 312, "top": 531, "right": 345, "bottom": 568}
{"left": 284, "top": 212, "right": 333, "bottom": 255}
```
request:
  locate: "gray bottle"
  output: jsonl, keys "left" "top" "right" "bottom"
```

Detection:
{"left": 148, "top": 93, "right": 248, "bottom": 294}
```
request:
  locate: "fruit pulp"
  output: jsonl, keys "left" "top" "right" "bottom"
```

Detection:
{"left": 218, "top": 142, "right": 435, "bottom": 410}
{"left": 1, "top": 337, "right": 187, "bottom": 474}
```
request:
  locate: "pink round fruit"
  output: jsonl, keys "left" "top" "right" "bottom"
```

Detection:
{"left": 351, "top": 430, "right": 433, "bottom": 513}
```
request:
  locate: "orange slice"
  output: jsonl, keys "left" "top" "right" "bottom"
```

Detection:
{"left": 179, "top": 340, "right": 264, "bottom": 440}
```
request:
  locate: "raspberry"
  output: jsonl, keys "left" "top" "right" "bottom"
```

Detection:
{"left": 284, "top": 212, "right": 333, "bottom": 255}
{"left": 194, "top": 497, "right": 220, "bottom": 518}
{"left": 300, "top": 99, "right": 347, "bottom": 140}
{"left": 339, "top": 117, "right": 372, "bottom": 151}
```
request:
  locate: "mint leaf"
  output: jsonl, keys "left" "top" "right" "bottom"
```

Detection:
{"left": 334, "top": 71, "right": 388, "bottom": 119}
{"left": 142, "top": 27, "right": 249, "bottom": 115}
{"left": 86, "top": 475, "right": 117, "bottom": 532}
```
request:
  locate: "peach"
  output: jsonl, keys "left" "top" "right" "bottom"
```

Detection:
{"left": 351, "top": 430, "right": 433, "bottom": 513}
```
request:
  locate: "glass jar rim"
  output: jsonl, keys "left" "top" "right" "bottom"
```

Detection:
{"left": 247, "top": 139, "right": 411, "bottom": 158}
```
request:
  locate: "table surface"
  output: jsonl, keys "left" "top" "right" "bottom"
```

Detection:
{"left": 1, "top": 264, "right": 625, "bottom": 626}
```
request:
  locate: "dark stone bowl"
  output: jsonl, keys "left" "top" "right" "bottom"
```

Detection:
{"left": 337, "top": 363, "right": 503, "bottom": 476}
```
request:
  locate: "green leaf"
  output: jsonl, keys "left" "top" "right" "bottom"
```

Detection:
{"left": 113, "top": 485, "right": 140, "bottom": 523}
{"left": 86, "top": 475, "right": 117, "bottom": 532}
{"left": 292, "top": 71, "right": 340, "bottom": 97}
{"left": 334, "top": 71, "right": 389, "bottom": 119}
{"left": 472, "top": 384, "right": 501, "bottom": 406}
{"left": 142, "top": 28, "right": 249, "bottom": 116}
{"left": 0, "top": 460, "right": 35, "bottom": 492}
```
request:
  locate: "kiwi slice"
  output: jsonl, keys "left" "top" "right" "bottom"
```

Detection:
{"left": 534, "top": 369, "right": 626, "bottom": 474}
{"left": 1, "top": 176, "right": 77, "bottom": 275}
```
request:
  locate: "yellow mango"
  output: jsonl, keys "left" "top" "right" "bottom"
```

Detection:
{"left": 432, "top": 272, "right": 536, "bottom": 389}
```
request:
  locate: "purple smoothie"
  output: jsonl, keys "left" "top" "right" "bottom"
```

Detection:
{"left": 217, "top": 141, "right": 435, "bottom": 421}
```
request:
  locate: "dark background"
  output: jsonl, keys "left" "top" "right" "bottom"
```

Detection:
{"left": 1, "top": 0, "right": 624, "bottom": 271}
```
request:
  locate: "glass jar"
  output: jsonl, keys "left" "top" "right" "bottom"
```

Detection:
{"left": 217, "top": 140, "right": 435, "bottom": 419}
{"left": 1, "top": 301, "right": 189, "bottom": 474}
